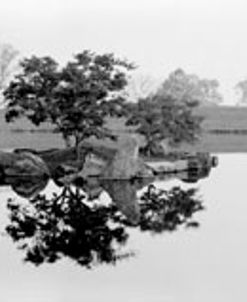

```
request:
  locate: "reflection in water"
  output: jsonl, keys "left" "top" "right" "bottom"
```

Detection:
{"left": 6, "top": 186, "right": 130, "bottom": 267}
{"left": 5, "top": 176, "right": 49, "bottom": 198}
{"left": 140, "top": 185, "right": 203, "bottom": 232}
{"left": 4, "top": 153, "right": 217, "bottom": 267}
{"left": 6, "top": 179, "right": 204, "bottom": 268}
{"left": 100, "top": 178, "right": 153, "bottom": 225}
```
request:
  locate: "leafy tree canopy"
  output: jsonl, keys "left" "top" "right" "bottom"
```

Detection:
{"left": 4, "top": 51, "right": 134, "bottom": 146}
{"left": 126, "top": 94, "right": 203, "bottom": 156}
{"left": 157, "top": 68, "right": 223, "bottom": 106}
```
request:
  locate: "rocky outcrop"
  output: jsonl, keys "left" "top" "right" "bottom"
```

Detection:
{"left": 0, "top": 150, "right": 50, "bottom": 179}
{"left": 102, "top": 136, "right": 153, "bottom": 179}
{"left": 10, "top": 141, "right": 216, "bottom": 185}
{"left": 49, "top": 136, "right": 153, "bottom": 181}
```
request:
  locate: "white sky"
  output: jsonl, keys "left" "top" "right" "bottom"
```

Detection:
{"left": 1, "top": 0, "right": 247, "bottom": 104}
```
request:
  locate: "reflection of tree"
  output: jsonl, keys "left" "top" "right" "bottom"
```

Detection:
{"left": 6, "top": 182, "right": 204, "bottom": 268}
{"left": 139, "top": 185, "right": 204, "bottom": 233}
{"left": 6, "top": 187, "right": 129, "bottom": 267}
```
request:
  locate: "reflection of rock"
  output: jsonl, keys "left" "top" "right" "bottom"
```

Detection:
{"left": 68, "top": 176, "right": 154, "bottom": 225}
{"left": 81, "top": 177, "right": 104, "bottom": 200}
{"left": 6, "top": 176, "right": 49, "bottom": 198}
{"left": 4, "top": 151, "right": 50, "bottom": 178}
{"left": 102, "top": 180, "right": 140, "bottom": 225}
{"left": 101, "top": 178, "right": 153, "bottom": 225}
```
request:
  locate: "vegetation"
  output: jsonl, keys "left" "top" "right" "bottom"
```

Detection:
{"left": 2, "top": 51, "right": 224, "bottom": 158}
{"left": 126, "top": 95, "right": 203, "bottom": 157}
{"left": 0, "top": 43, "right": 19, "bottom": 90}
{"left": 157, "top": 68, "right": 223, "bottom": 106}
{"left": 4, "top": 51, "right": 134, "bottom": 147}
{"left": 0, "top": 43, "right": 19, "bottom": 106}
{"left": 235, "top": 79, "right": 247, "bottom": 105}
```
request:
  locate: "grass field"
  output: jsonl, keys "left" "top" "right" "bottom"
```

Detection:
{"left": 174, "top": 106, "right": 247, "bottom": 153}
{"left": 1, "top": 106, "right": 247, "bottom": 153}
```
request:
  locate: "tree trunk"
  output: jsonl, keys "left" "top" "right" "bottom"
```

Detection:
{"left": 62, "top": 134, "right": 72, "bottom": 148}
{"left": 75, "top": 132, "right": 83, "bottom": 169}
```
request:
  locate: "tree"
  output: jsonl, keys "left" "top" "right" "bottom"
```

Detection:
{"left": 235, "top": 79, "right": 247, "bottom": 106}
{"left": 126, "top": 95, "right": 203, "bottom": 157}
{"left": 0, "top": 43, "right": 19, "bottom": 103}
{"left": 157, "top": 68, "right": 223, "bottom": 106}
{"left": 4, "top": 51, "right": 134, "bottom": 147}
{"left": 124, "top": 73, "right": 160, "bottom": 101}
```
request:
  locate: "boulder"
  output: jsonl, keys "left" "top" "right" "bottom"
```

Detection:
{"left": 52, "top": 164, "right": 79, "bottom": 186}
{"left": 3, "top": 151, "right": 50, "bottom": 178}
{"left": 78, "top": 153, "right": 109, "bottom": 178}
{"left": 103, "top": 135, "right": 153, "bottom": 179}
{"left": 14, "top": 136, "right": 153, "bottom": 182}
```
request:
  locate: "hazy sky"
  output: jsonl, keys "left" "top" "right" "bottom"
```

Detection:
{"left": 1, "top": 0, "right": 247, "bottom": 104}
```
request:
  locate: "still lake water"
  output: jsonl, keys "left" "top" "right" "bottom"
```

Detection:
{"left": 0, "top": 154, "right": 247, "bottom": 302}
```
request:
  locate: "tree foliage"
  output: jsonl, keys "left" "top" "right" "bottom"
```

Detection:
{"left": 157, "top": 68, "right": 223, "bottom": 106}
{"left": 4, "top": 51, "right": 134, "bottom": 146}
{"left": 126, "top": 95, "right": 203, "bottom": 156}
{"left": 235, "top": 79, "right": 247, "bottom": 105}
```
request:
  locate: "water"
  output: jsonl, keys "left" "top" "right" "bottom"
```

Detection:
{"left": 0, "top": 154, "right": 247, "bottom": 302}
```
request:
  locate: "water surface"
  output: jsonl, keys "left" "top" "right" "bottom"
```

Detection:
{"left": 0, "top": 154, "right": 246, "bottom": 302}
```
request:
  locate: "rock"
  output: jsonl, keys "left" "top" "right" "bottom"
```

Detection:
{"left": 78, "top": 153, "right": 109, "bottom": 178}
{"left": 37, "top": 143, "right": 117, "bottom": 176}
{"left": 103, "top": 136, "right": 153, "bottom": 179}
{"left": 4, "top": 151, "right": 50, "bottom": 178}
{"left": 52, "top": 164, "right": 79, "bottom": 186}
{"left": 74, "top": 136, "right": 152, "bottom": 179}
{"left": 0, "top": 151, "right": 20, "bottom": 167}
{"left": 174, "top": 160, "right": 188, "bottom": 171}
{"left": 145, "top": 161, "right": 176, "bottom": 173}
{"left": 38, "top": 148, "right": 81, "bottom": 173}
{"left": 14, "top": 135, "right": 153, "bottom": 182}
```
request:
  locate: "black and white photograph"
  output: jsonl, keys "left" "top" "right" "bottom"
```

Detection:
{"left": 0, "top": 0, "right": 246, "bottom": 301}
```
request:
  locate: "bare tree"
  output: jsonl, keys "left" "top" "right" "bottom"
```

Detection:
{"left": 235, "top": 79, "right": 247, "bottom": 106}
{"left": 124, "top": 73, "right": 160, "bottom": 102}
{"left": 0, "top": 43, "right": 19, "bottom": 105}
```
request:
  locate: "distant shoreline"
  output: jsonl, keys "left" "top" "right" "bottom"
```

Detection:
{"left": 1, "top": 106, "right": 247, "bottom": 153}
